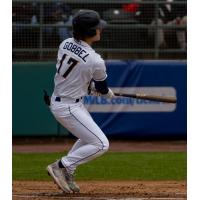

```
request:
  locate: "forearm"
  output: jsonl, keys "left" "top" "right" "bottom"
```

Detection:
{"left": 94, "top": 79, "right": 109, "bottom": 94}
{"left": 93, "top": 79, "right": 115, "bottom": 98}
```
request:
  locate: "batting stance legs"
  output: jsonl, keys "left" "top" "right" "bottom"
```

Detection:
{"left": 48, "top": 100, "right": 109, "bottom": 192}
{"left": 54, "top": 102, "right": 109, "bottom": 173}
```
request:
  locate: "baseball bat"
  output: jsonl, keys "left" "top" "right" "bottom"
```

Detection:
{"left": 114, "top": 92, "right": 177, "bottom": 103}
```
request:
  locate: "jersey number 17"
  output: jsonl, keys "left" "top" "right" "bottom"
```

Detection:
{"left": 57, "top": 54, "right": 78, "bottom": 78}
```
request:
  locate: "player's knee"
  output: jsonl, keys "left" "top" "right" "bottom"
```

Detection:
{"left": 101, "top": 137, "right": 109, "bottom": 152}
{"left": 93, "top": 136, "right": 109, "bottom": 153}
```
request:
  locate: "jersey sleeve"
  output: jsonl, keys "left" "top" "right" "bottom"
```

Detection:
{"left": 92, "top": 57, "right": 107, "bottom": 81}
{"left": 57, "top": 41, "right": 65, "bottom": 59}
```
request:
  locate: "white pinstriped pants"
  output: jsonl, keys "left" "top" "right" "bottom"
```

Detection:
{"left": 50, "top": 98, "right": 109, "bottom": 173}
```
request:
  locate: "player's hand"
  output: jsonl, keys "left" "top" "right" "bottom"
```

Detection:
{"left": 103, "top": 88, "right": 115, "bottom": 99}
{"left": 88, "top": 81, "right": 115, "bottom": 98}
{"left": 91, "top": 90, "right": 101, "bottom": 96}
{"left": 88, "top": 81, "right": 101, "bottom": 96}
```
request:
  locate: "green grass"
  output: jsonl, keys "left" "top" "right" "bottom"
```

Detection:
{"left": 13, "top": 152, "right": 186, "bottom": 181}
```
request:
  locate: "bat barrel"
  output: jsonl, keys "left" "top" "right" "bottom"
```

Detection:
{"left": 114, "top": 93, "right": 177, "bottom": 104}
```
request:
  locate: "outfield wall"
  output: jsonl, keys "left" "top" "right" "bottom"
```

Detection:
{"left": 13, "top": 60, "right": 187, "bottom": 139}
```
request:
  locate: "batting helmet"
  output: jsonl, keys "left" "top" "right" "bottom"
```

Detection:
{"left": 72, "top": 10, "right": 107, "bottom": 38}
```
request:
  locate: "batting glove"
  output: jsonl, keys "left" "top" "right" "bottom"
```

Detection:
{"left": 103, "top": 88, "right": 115, "bottom": 99}
{"left": 88, "top": 81, "right": 101, "bottom": 96}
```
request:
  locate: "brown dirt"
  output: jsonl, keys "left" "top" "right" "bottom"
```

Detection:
{"left": 13, "top": 138, "right": 186, "bottom": 153}
{"left": 13, "top": 180, "right": 186, "bottom": 200}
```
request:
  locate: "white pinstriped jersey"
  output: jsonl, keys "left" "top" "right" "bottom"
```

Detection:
{"left": 52, "top": 38, "right": 107, "bottom": 99}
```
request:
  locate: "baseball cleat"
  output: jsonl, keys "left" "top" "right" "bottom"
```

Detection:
{"left": 47, "top": 161, "right": 71, "bottom": 193}
{"left": 63, "top": 168, "right": 80, "bottom": 193}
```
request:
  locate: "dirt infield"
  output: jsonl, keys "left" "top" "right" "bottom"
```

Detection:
{"left": 13, "top": 180, "right": 186, "bottom": 200}
{"left": 13, "top": 138, "right": 186, "bottom": 153}
{"left": 13, "top": 139, "right": 186, "bottom": 199}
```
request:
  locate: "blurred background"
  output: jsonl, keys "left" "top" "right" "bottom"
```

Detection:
{"left": 12, "top": 0, "right": 187, "bottom": 140}
{"left": 13, "top": 0, "right": 186, "bottom": 61}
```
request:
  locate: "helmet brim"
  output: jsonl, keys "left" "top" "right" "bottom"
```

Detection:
{"left": 96, "top": 19, "right": 107, "bottom": 29}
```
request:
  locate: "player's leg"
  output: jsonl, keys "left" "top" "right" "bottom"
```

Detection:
{"left": 56, "top": 104, "right": 109, "bottom": 173}
{"left": 50, "top": 102, "right": 109, "bottom": 192}
{"left": 53, "top": 103, "right": 109, "bottom": 192}
{"left": 47, "top": 122, "right": 86, "bottom": 193}
{"left": 67, "top": 139, "right": 86, "bottom": 155}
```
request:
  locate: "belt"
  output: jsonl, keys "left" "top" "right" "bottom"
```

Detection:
{"left": 55, "top": 96, "right": 82, "bottom": 103}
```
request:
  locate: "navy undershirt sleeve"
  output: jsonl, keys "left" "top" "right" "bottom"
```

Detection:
{"left": 94, "top": 79, "right": 109, "bottom": 94}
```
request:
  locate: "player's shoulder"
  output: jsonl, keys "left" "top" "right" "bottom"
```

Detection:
{"left": 92, "top": 51, "right": 105, "bottom": 65}
{"left": 90, "top": 51, "right": 106, "bottom": 70}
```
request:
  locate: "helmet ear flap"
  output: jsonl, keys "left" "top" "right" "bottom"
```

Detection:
{"left": 86, "top": 28, "right": 96, "bottom": 37}
{"left": 73, "top": 21, "right": 96, "bottom": 38}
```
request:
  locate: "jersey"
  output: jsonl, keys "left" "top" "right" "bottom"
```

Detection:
{"left": 52, "top": 37, "right": 107, "bottom": 99}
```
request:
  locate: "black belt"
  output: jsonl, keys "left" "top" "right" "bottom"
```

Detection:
{"left": 55, "top": 96, "right": 82, "bottom": 103}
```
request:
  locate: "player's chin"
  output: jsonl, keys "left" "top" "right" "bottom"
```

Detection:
{"left": 96, "top": 37, "right": 101, "bottom": 41}
{"left": 91, "top": 34, "right": 101, "bottom": 43}
{"left": 95, "top": 36, "right": 101, "bottom": 42}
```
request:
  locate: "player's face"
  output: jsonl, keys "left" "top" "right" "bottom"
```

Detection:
{"left": 92, "top": 29, "right": 101, "bottom": 42}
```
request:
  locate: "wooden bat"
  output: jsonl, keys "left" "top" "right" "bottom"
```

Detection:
{"left": 114, "top": 92, "right": 177, "bottom": 103}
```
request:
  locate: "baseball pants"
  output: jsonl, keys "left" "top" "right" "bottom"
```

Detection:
{"left": 50, "top": 97, "right": 109, "bottom": 173}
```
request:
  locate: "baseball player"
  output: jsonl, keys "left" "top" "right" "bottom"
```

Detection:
{"left": 45, "top": 10, "right": 115, "bottom": 193}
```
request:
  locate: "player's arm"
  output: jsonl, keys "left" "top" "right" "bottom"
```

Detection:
{"left": 93, "top": 79, "right": 108, "bottom": 94}
{"left": 93, "top": 79, "right": 114, "bottom": 98}
{"left": 91, "top": 59, "right": 115, "bottom": 98}
{"left": 88, "top": 78, "right": 114, "bottom": 98}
